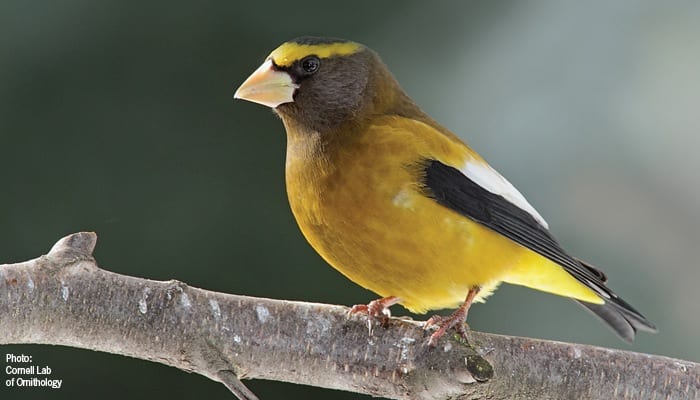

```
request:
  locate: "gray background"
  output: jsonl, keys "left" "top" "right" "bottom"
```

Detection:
{"left": 1, "top": 1, "right": 698, "bottom": 399}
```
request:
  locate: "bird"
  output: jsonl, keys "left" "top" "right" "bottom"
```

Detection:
{"left": 234, "top": 36, "right": 657, "bottom": 345}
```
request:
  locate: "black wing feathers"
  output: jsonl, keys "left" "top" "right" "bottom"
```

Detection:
{"left": 420, "top": 159, "right": 656, "bottom": 340}
{"left": 421, "top": 159, "right": 600, "bottom": 290}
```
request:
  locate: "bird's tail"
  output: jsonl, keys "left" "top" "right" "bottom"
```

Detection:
{"left": 574, "top": 258, "right": 657, "bottom": 342}
{"left": 577, "top": 297, "right": 657, "bottom": 342}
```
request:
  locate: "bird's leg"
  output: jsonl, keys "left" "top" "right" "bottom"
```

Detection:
{"left": 425, "top": 286, "right": 480, "bottom": 346}
{"left": 349, "top": 296, "right": 401, "bottom": 329}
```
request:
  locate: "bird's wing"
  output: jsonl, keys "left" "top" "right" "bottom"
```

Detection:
{"left": 420, "top": 159, "right": 606, "bottom": 295}
{"left": 418, "top": 158, "right": 656, "bottom": 340}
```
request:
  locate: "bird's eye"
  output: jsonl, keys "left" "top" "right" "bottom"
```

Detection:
{"left": 300, "top": 56, "right": 320, "bottom": 75}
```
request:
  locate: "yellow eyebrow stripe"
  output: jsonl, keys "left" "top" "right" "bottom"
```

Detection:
{"left": 269, "top": 41, "right": 363, "bottom": 67}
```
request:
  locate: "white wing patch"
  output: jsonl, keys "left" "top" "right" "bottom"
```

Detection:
{"left": 461, "top": 160, "right": 549, "bottom": 229}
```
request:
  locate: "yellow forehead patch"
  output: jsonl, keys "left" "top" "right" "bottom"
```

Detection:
{"left": 269, "top": 41, "right": 363, "bottom": 67}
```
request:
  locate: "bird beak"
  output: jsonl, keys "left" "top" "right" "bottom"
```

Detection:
{"left": 234, "top": 59, "right": 298, "bottom": 108}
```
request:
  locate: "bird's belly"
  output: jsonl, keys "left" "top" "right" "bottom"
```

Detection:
{"left": 288, "top": 173, "right": 527, "bottom": 314}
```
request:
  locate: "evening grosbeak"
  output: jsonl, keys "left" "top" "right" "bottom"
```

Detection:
{"left": 234, "top": 36, "right": 656, "bottom": 345}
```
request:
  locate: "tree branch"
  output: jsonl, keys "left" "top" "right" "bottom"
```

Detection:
{"left": 1, "top": 233, "right": 697, "bottom": 399}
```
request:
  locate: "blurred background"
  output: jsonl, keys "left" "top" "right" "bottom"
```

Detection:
{"left": 1, "top": 1, "right": 698, "bottom": 399}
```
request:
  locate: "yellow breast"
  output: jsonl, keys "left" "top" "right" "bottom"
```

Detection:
{"left": 284, "top": 116, "right": 539, "bottom": 313}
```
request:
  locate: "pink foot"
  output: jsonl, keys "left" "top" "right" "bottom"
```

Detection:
{"left": 425, "top": 309, "right": 470, "bottom": 346}
{"left": 424, "top": 286, "right": 480, "bottom": 346}
{"left": 349, "top": 296, "right": 400, "bottom": 331}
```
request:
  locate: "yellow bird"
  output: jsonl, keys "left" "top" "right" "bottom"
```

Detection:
{"left": 234, "top": 36, "right": 656, "bottom": 344}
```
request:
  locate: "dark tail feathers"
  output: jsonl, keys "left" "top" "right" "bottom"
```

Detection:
{"left": 573, "top": 257, "right": 656, "bottom": 341}
{"left": 577, "top": 296, "right": 657, "bottom": 342}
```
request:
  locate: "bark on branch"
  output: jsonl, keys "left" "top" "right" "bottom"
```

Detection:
{"left": 1, "top": 232, "right": 697, "bottom": 399}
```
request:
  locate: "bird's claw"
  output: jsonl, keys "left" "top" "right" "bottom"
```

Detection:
{"left": 424, "top": 313, "right": 470, "bottom": 347}
{"left": 348, "top": 296, "right": 400, "bottom": 334}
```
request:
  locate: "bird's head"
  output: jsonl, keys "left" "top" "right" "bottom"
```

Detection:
{"left": 235, "top": 36, "right": 416, "bottom": 133}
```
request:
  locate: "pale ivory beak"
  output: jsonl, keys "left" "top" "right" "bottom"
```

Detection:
{"left": 234, "top": 59, "right": 298, "bottom": 108}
